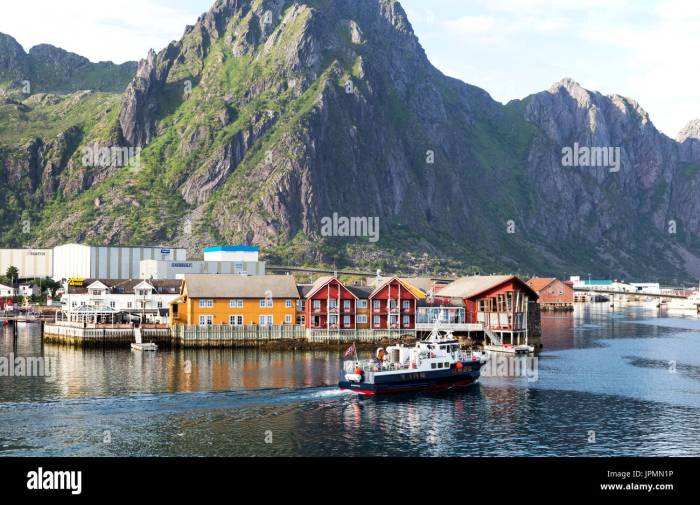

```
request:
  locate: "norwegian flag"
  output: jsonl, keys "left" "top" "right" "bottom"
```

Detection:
{"left": 343, "top": 343, "right": 356, "bottom": 359}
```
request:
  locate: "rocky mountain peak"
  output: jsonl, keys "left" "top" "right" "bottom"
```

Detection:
{"left": 0, "top": 32, "right": 30, "bottom": 82}
{"left": 678, "top": 119, "right": 700, "bottom": 142}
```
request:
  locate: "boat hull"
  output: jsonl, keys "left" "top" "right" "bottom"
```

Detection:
{"left": 339, "top": 363, "right": 483, "bottom": 395}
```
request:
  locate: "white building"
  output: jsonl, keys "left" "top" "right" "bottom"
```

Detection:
{"left": 52, "top": 244, "right": 187, "bottom": 281}
{"left": 0, "top": 284, "right": 17, "bottom": 297}
{"left": 18, "top": 284, "right": 41, "bottom": 297}
{"left": 140, "top": 259, "right": 266, "bottom": 279}
{"left": 0, "top": 248, "right": 53, "bottom": 278}
{"left": 61, "top": 279, "right": 182, "bottom": 323}
{"left": 630, "top": 283, "right": 661, "bottom": 294}
{"left": 203, "top": 246, "right": 259, "bottom": 262}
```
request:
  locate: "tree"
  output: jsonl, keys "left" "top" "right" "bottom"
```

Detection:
{"left": 5, "top": 266, "right": 19, "bottom": 283}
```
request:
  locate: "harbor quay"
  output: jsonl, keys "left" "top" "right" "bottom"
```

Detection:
{"left": 29, "top": 268, "right": 543, "bottom": 351}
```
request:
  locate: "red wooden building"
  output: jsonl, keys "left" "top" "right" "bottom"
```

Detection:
{"left": 438, "top": 275, "right": 538, "bottom": 343}
{"left": 368, "top": 277, "right": 423, "bottom": 330}
{"left": 305, "top": 276, "right": 358, "bottom": 330}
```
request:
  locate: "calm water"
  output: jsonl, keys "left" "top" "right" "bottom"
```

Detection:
{"left": 1, "top": 304, "right": 700, "bottom": 456}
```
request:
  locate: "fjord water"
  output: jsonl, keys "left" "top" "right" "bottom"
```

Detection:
{"left": 1, "top": 304, "right": 700, "bottom": 457}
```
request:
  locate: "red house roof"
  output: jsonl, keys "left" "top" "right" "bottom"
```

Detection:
{"left": 438, "top": 275, "right": 538, "bottom": 300}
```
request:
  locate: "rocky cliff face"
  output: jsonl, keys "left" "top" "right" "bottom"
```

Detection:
{"left": 2, "top": 0, "right": 700, "bottom": 282}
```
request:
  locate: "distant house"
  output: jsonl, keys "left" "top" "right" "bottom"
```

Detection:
{"left": 18, "top": 284, "right": 41, "bottom": 298}
{"left": 526, "top": 277, "right": 573, "bottom": 310}
{"left": 438, "top": 275, "right": 538, "bottom": 342}
{"left": 0, "top": 284, "right": 16, "bottom": 297}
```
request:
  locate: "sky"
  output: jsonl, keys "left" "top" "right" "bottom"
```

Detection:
{"left": 1, "top": 0, "right": 698, "bottom": 137}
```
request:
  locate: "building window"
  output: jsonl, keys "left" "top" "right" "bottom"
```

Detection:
{"left": 230, "top": 315, "right": 243, "bottom": 325}
{"left": 230, "top": 299, "right": 244, "bottom": 308}
{"left": 200, "top": 299, "right": 214, "bottom": 308}
{"left": 285, "top": 315, "right": 292, "bottom": 324}
{"left": 403, "top": 300, "right": 411, "bottom": 309}
{"left": 389, "top": 299, "right": 397, "bottom": 309}
{"left": 389, "top": 315, "right": 398, "bottom": 327}
{"left": 259, "top": 315, "right": 273, "bottom": 326}
{"left": 126, "top": 302, "right": 132, "bottom": 309}
{"left": 199, "top": 315, "right": 214, "bottom": 326}
{"left": 373, "top": 315, "right": 380, "bottom": 327}
{"left": 157, "top": 301, "right": 163, "bottom": 309}
{"left": 357, "top": 315, "right": 368, "bottom": 324}
{"left": 403, "top": 315, "right": 410, "bottom": 326}
{"left": 329, "top": 315, "right": 338, "bottom": 327}
{"left": 343, "top": 300, "right": 351, "bottom": 310}
{"left": 373, "top": 300, "right": 381, "bottom": 310}
{"left": 285, "top": 299, "right": 293, "bottom": 308}
{"left": 313, "top": 300, "right": 321, "bottom": 310}
{"left": 343, "top": 315, "right": 351, "bottom": 328}
{"left": 259, "top": 298, "right": 273, "bottom": 308}
{"left": 358, "top": 300, "right": 368, "bottom": 309}
{"left": 329, "top": 299, "right": 337, "bottom": 310}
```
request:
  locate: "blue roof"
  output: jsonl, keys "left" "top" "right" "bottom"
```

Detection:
{"left": 204, "top": 246, "right": 259, "bottom": 253}
{"left": 583, "top": 280, "right": 613, "bottom": 285}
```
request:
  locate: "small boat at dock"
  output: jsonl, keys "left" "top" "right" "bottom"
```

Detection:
{"left": 339, "top": 326, "right": 489, "bottom": 395}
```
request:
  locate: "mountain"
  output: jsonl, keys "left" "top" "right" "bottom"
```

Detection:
{"left": 1, "top": 0, "right": 700, "bottom": 283}
{"left": 0, "top": 32, "right": 137, "bottom": 94}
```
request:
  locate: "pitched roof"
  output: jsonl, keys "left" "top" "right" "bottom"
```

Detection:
{"left": 347, "top": 285, "right": 373, "bottom": 298}
{"left": 183, "top": 274, "right": 299, "bottom": 299}
{"left": 526, "top": 277, "right": 557, "bottom": 293}
{"left": 67, "top": 279, "right": 182, "bottom": 295}
{"left": 438, "top": 275, "right": 537, "bottom": 299}
{"left": 305, "top": 276, "right": 358, "bottom": 299}
{"left": 369, "top": 276, "right": 427, "bottom": 299}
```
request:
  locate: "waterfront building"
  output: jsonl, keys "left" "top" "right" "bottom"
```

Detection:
{"left": 0, "top": 283, "right": 17, "bottom": 297}
{"left": 170, "top": 274, "right": 299, "bottom": 326}
{"left": 526, "top": 277, "right": 574, "bottom": 310}
{"left": 368, "top": 276, "right": 425, "bottom": 330}
{"left": 60, "top": 278, "right": 182, "bottom": 323}
{"left": 630, "top": 282, "right": 661, "bottom": 294}
{"left": 0, "top": 248, "right": 53, "bottom": 278}
{"left": 347, "top": 285, "right": 373, "bottom": 329}
{"left": 52, "top": 244, "right": 187, "bottom": 281}
{"left": 438, "top": 275, "right": 538, "bottom": 341}
{"left": 18, "top": 284, "right": 41, "bottom": 298}
{"left": 305, "top": 276, "right": 360, "bottom": 330}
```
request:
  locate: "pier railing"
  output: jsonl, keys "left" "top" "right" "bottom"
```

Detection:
{"left": 307, "top": 329, "right": 416, "bottom": 343}
{"left": 171, "top": 324, "right": 306, "bottom": 347}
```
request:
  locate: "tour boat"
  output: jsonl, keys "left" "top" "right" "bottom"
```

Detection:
{"left": 339, "top": 326, "right": 489, "bottom": 395}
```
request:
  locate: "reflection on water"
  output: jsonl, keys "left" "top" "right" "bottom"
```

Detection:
{"left": 1, "top": 303, "right": 700, "bottom": 457}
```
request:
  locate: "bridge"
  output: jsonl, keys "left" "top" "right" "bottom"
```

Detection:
{"left": 572, "top": 287, "right": 689, "bottom": 300}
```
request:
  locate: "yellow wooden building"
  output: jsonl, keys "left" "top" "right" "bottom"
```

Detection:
{"left": 170, "top": 274, "right": 300, "bottom": 326}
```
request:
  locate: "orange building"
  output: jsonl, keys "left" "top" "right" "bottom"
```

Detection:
{"left": 526, "top": 277, "right": 573, "bottom": 310}
{"left": 170, "top": 274, "right": 299, "bottom": 326}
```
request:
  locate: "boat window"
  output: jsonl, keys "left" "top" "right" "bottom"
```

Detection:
{"left": 431, "top": 363, "right": 436, "bottom": 369}
{"left": 437, "top": 363, "right": 443, "bottom": 369}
